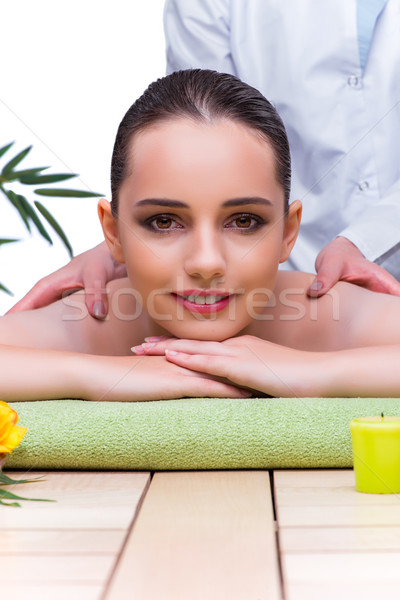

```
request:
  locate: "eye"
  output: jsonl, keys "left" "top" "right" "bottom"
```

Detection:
{"left": 225, "top": 213, "right": 265, "bottom": 232}
{"left": 145, "top": 214, "right": 184, "bottom": 232}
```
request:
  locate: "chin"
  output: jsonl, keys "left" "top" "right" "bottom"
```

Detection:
{"left": 160, "top": 320, "right": 244, "bottom": 342}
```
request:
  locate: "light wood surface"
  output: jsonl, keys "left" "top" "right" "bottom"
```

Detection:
{"left": 1, "top": 471, "right": 150, "bottom": 600}
{"left": 4, "top": 468, "right": 400, "bottom": 599}
{"left": 106, "top": 470, "right": 281, "bottom": 600}
{"left": 275, "top": 469, "right": 400, "bottom": 600}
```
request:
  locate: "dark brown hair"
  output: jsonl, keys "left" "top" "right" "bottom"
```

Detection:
{"left": 111, "top": 69, "right": 291, "bottom": 215}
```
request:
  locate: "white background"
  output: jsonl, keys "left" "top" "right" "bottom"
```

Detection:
{"left": 0, "top": 0, "right": 166, "bottom": 314}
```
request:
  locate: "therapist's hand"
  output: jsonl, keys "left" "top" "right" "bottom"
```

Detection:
{"left": 7, "top": 242, "right": 127, "bottom": 319}
{"left": 307, "top": 236, "right": 400, "bottom": 297}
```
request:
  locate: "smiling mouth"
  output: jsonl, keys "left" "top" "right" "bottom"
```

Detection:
{"left": 172, "top": 292, "right": 233, "bottom": 314}
{"left": 179, "top": 294, "right": 228, "bottom": 305}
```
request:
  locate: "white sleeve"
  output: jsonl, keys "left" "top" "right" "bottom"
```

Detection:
{"left": 339, "top": 177, "right": 400, "bottom": 264}
{"left": 164, "top": 0, "right": 235, "bottom": 75}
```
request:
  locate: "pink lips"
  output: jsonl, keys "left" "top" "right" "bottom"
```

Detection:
{"left": 172, "top": 290, "right": 233, "bottom": 314}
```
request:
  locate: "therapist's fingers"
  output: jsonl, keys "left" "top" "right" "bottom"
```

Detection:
{"left": 308, "top": 254, "right": 343, "bottom": 297}
{"left": 6, "top": 274, "right": 83, "bottom": 314}
{"left": 308, "top": 236, "right": 400, "bottom": 298}
{"left": 81, "top": 268, "right": 110, "bottom": 319}
{"left": 340, "top": 262, "right": 400, "bottom": 296}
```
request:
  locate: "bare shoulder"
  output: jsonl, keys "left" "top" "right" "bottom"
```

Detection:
{"left": 330, "top": 280, "right": 400, "bottom": 347}
{"left": 0, "top": 278, "right": 149, "bottom": 355}
{"left": 54, "top": 277, "right": 150, "bottom": 355}
{"left": 248, "top": 271, "right": 400, "bottom": 350}
{"left": 0, "top": 294, "right": 80, "bottom": 350}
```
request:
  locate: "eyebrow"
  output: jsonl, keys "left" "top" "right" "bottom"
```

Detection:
{"left": 134, "top": 197, "right": 273, "bottom": 209}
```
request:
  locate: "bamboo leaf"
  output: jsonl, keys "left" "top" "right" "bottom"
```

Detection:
{"left": 5, "top": 167, "right": 49, "bottom": 182}
{"left": 1, "top": 146, "right": 32, "bottom": 175}
{"left": 21, "top": 172, "right": 76, "bottom": 185}
{"left": 0, "top": 141, "right": 14, "bottom": 159}
{"left": 0, "top": 499, "right": 21, "bottom": 507}
{"left": 34, "top": 188, "right": 102, "bottom": 198}
{"left": 0, "top": 488, "right": 54, "bottom": 503}
{"left": 0, "top": 472, "right": 44, "bottom": 486}
{"left": 18, "top": 195, "right": 53, "bottom": 244}
{"left": 0, "top": 282, "right": 13, "bottom": 295}
{"left": 3, "top": 189, "right": 31, "bottom": 232}
{"left": 0, "top": 238, "right": 19, "bottom": 245}
{"left": 34, "top": 201, "right": 73, "bottom": 257}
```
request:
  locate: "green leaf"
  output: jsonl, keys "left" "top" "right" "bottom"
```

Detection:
{"left": 18, "top": 195, "right": 53, "bottom": 244}
{"left": 20, "top": 172, "right": 76, "bottom": 185}
{"left": 0, "top": 499, "right": 21, "bottom": 507}
{"left": 0, "top": 238, "right": 19, "bottom": 245}
{"left": 3, "top": 189, "right": 31, "bottom": 232}
{"left": 0, "top": 472, "right": 44, "bottom": 486}
{"left": 1, "top": 145, "right": 32, "bottom": 176}
{"left": 0, "top": 282, "right": 13, "bottom": 295}
{"left": 34, "top": 201, "right": 73, "bottom": 257}
{"left": 5, "top": 167, "right": 49, "bottom": 182}
{"left": 34, "top": 188, "right": 102, "bottom": 198}
{"left": 0, "top": 488, "right": 54, "bottom": 503}
{"left": 0, "top": 141, "right": 14, "bottom": 159}
{"left": 0, "top": 472, "right": 54, "bottom": 506}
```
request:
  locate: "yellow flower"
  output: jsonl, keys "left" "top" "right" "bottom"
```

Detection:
{"left": 0, "top": 401, "right": 27, "bottom": 454}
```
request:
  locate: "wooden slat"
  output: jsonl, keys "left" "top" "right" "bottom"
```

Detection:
{"left": 278, "top": 503, "right": 400, "bottom": 527}
{"left": 1, "top": 530, "right": 125, "bottom": 554}
{"left": 274, "top": 469, "right": 354, "bottom": 488}
{"left": 1, "top": 584, "right": 103, "bottom": 600}
{"left": 1, "top": 555, "right": 113, "bottom": 583}
{"left": 0, "top": 471, "right": 150, "bottom": 529}
{"left": 106, "top": 471, "right": 281, "bottom": 600}
{"left": 274, "top": 470, "right": 400, "bottom": 600}
{"left": 283, "top": 554, "right": 400, "bottom": 600}
{"left": 281, "top": 525, "right": 400, "bottom": 553}
{"left": 1, "top": 471, "right": 151, "bottom": 599}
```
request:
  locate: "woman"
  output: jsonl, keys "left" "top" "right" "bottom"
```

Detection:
{"left": 1, "top": 69, "right": 400, "bottom": 401}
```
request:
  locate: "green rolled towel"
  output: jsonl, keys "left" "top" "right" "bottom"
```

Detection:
{"left": 7, "top": 397, "right": 400, "bottom": 470}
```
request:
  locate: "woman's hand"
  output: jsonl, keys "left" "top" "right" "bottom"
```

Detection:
{"left": 7, "top": 242, "right": 126, "bottom": 320}
{"left": 83, "top": 354, "right": 251, "bottom": 402}
{"left": 1, "top": 345, "right": 250, "bottom": 403}
{"left": 131, "top": 335, "right": 326, "bottom": 397}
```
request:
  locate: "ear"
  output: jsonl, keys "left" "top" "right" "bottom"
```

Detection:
{"left": 279, "top": 200, "right": 302, "bottom": 263}
{"left": 97, "top": 198, "right": 125, "bottom": 264}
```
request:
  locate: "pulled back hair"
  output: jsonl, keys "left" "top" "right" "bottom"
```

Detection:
{"left": 111, "top": 69, "right": 291, "bottom": 215}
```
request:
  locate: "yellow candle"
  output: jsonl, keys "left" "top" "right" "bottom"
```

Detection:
{"left": 350, "top": 415, "right": 400, "bottom": 494}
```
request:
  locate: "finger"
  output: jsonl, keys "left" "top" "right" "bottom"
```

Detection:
{"left": 144, "top": 335, "right": 173, "bottom": 342}
{"left": 307, "top": 258, "right": 343, "bottom": 297}
{"left": 368, "top": 269, "right": 400, "bottom": 296}
{"left": 165, "top": 349, "right": 232, "bottom": 378}
{"left": 342, "top": 263, "right": 400, "bottom": 297}
{"left": 6, "top": 277, "right": 83, "bottom": 314}
{"left": 180, "top": 377, "right": 251, "bottom": 399}
{"left": 82, "top": 268, "right": 109, "bottom": 319}
{"left": 133, "top": 339, "right": 231, "bottom": 356}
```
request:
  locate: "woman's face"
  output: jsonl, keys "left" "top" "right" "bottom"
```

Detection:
{"left": 108, "top": 118, "right": 300, "bottom": 341}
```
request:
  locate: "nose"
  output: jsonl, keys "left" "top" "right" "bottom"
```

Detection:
{"left": 184, "top": 224, "right": 226, "bottom": 282}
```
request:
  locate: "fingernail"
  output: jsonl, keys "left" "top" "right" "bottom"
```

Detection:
{"left": 93, "top": 301, "right": 106, "bottom": 318}
{"left": 308, "top": 281, "right": 323, "bottom": 296}
{"left": 131, "top": 345, "right": 145, "bottom": 355}
{"left": 165, "top": 349, "right": 178, "bottom": 356}
{"left": 142, "top": 342, "right": 155, "bottom": 350}
{"left": 144, "top": 336, "right": 163, "bottom": 342}
{"left": 309, "top": 281, "right": 323, "bottom": 292}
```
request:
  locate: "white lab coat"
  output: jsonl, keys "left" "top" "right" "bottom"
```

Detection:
{"left": 164, "top": 0, "right": 400, "bottom": 276}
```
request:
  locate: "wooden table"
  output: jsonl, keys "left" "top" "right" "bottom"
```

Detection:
{"left": 2, "top": 469, "right": 400, "bottom": 599}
